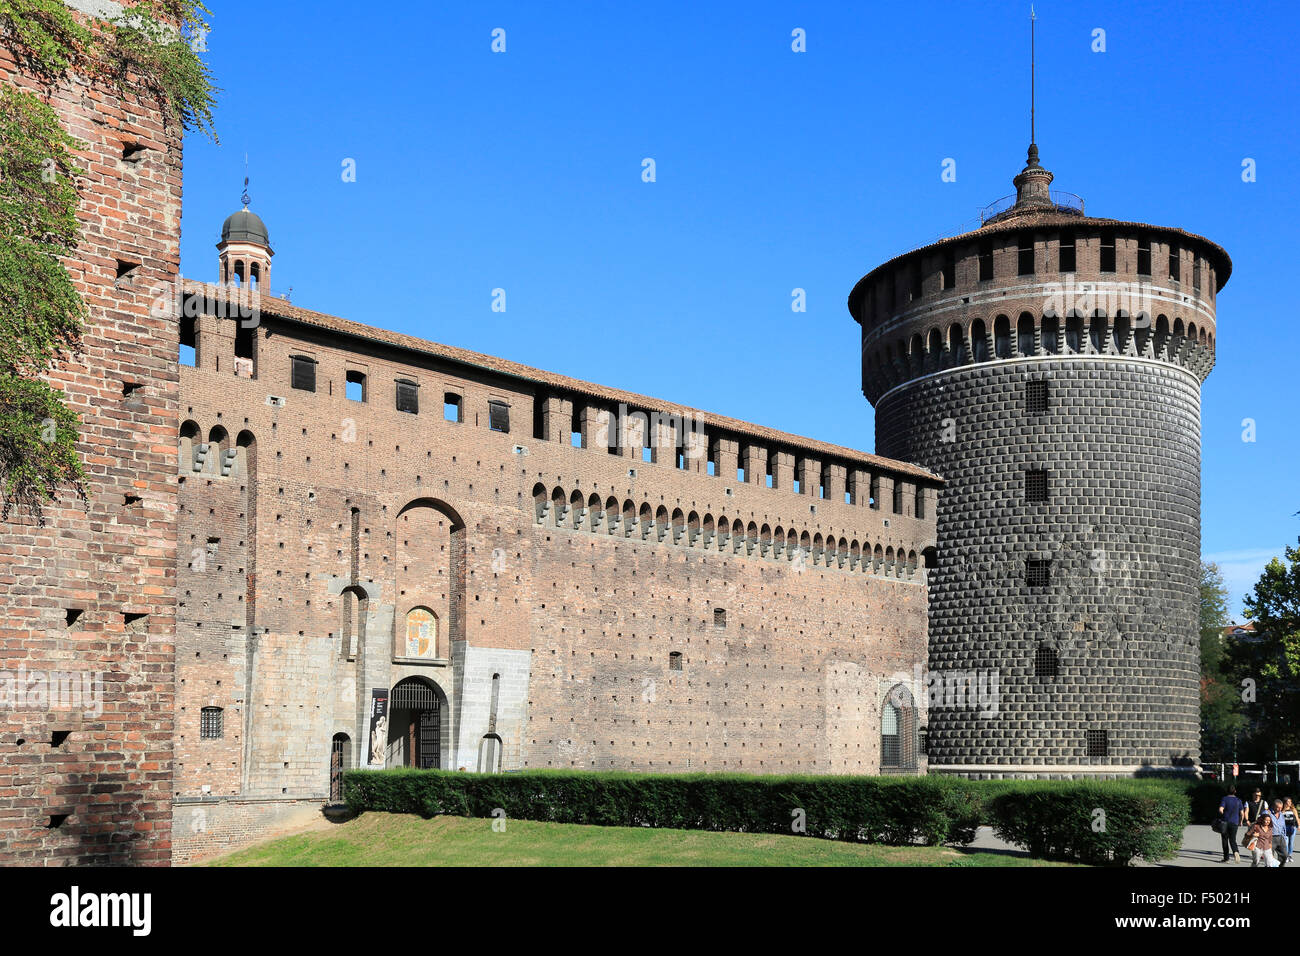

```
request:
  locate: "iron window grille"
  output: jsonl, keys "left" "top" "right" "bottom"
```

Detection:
{"left": 1025, "top": 469, "right": 1049, "bottom": 502}
{"left": 1034, "top": 643, "right": 1058, "bottom": 679}
{"left": 1025, "top": 380, "right": 1048, "bottom": 414}
{"left": 1026, "top": 559, "right": 1051, "bottom": 587}
{"left": 488, "top": 401, "right": 510, "bottom": 433}
{"left": 200, "top": 706, "right": 223, "bottom": 739}
{"left": 1086, "top": 729, "right": 1109, "bottom": 758}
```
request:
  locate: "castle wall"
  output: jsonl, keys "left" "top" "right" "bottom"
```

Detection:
{"left": 171, "top": 297, "right": 938, "bottom": 858}
{"left": 0, "top": 15, "right": 182, "bottom": 864}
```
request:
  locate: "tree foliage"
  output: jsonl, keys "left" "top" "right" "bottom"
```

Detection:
{"left": 1198, "top": 560, "right": 1245, "bottom": 759}
{"left": 1220, "top": 538, "right": 1300, "bottom": 762}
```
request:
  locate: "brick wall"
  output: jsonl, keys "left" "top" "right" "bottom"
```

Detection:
{"left": 0, "top": 15, "right": 181, "bottom": 864}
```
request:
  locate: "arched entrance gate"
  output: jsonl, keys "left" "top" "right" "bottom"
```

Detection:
{"left": 389, "top": 677, "right": 443, "bottom": 769}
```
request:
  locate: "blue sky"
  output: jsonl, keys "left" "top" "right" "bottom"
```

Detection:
{"left": 179, "top": 0, "right": 1299, "bottom": 616}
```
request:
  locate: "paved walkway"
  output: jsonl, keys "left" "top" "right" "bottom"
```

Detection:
{"left": 967, "top": 825, "right": 1298, "bottom": 868}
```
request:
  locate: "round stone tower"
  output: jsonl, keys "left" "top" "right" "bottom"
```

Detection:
{"left": 849, "top": 145, "right": 1229, "bottom": 777}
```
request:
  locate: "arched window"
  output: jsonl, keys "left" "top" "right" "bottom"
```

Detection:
{"left": 971, "top": 320, "right": 988, "bottom": 363}
{"left": 994, "top": 315, "right": 1011, "bottom": 359}
{"left": 340, "top": 585, "right": 368, "bottom": 659}
{"left": 179, "top": 420, "right": 200, "bottom": 473}
{"left": 1041, "top": 313, "right": 1059, "bottom": 354}
{"left": 881, "top": 684, "right": 917, "bottom": 771}
{"left": 1017, "top": 313, "right": 1036, "bottom": 356}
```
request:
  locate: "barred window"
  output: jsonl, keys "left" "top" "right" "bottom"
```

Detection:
{"left": 1025, "top": 380, "right": 1048, "bottom": 414}
{"left": 1025, "top": 469, "right": 1049, "bottom": 502}
{"left": 669, "top": 651, "right": 683, "bottom": 671}
{"left": 1034, "top": 643, "right": 1058, "bottom": 679}
{"left": 714, "top": 608, "right": 726, "bottom": 629}
{"left": 200, "top": 706, "right": 224, "bottom": 739}
{"left": 488, "top": 400, "right": 510, "bottom": 434}
{"left": 396, "top": 379, "right": 419, "bottom": 415}
{"left": 1026, "top": 559, "right": 1051, "bottom": 587}
{"left": 1086, "top": 729, "right": 1108, "bottom": 757}
{"left": 290, "top": 355, "right": 316, "bottom": 392}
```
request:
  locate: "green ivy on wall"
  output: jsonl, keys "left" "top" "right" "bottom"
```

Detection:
{"left": 0, "top": 0, "right": 217, "bottom": 520}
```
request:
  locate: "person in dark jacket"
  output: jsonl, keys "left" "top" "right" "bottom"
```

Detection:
{"left": 1219, "top": 786, "right": 1245, "bottom": 863}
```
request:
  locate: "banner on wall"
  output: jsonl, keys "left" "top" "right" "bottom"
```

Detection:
{"left": 367, "top": 687, "right": 389, "bottom": 768}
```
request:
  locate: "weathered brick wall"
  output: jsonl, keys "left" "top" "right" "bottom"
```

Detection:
{"left": 0, "top": 20, "right": 181, "bottom": 863}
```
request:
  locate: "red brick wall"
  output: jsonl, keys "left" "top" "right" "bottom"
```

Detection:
{"left": 0, "top": 34, "right": 181, "bottom": 864}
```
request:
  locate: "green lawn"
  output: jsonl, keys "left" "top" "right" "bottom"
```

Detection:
{"left": 204, "top": 812, "right": 1070, "bottom": 867}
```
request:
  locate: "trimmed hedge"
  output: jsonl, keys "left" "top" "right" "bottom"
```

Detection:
{"left": 344, "top": 770, "right": 985, "bottom": 846}
{"left": 989, "top": 780, "right": 1188, "bottom": 866}
{"left": 343, "top": 769, "right": 1191, "bottom": 862}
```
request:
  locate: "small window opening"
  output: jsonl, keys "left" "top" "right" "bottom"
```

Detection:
{"left": 290, "top": 355, "right": 317, "bottom": 392}
{"left": 1025, "top": 380, "right": 1048, "bottom": 414}
{"left": 396, "top": 380, "right": 419, "bottom": 414}
{"left": 714, "top": 608, "right": 726, "bottom": 629}
{"left": 346, "top": 370, "right": 366, "bottom": 402}
{"left": 488, "top": 400, "right": 510, "bottom": 433}
{"left": 1025, "top": 469, "right": 1048, "bottom": 502}
{"left": 1058, "top": 231, "right": 1075, "bottom": 272}
{"left": 1034, "top": 644, "right": 1058, "bottom": 679}
{"left": 1017, "top": 236, "right": 1034, "bottom": 275}
{"left": 1086, "top": 729, "right": 1108, "bottom": 758}
{"left": 1168, "top": 243, "right": 1181, "bottom": 281}
{"left": 200, "top": 706, "right": 224, "bottom": 739}
{"left": 1099, "top": 231, "right": 1116, "bottom": 273}
{"left": 444, "top": 393, "right": 462, "bottom": 422}
{"left": 1137, "top": 238, "right": 1151, "bottom": 276}
{"left": 978, "top": 241, "right": 994, "bottom": 281}
{"left": 1026, "top": 559, "right": 1051, "bottom": 588}
{"left": 669, "top": 651, "right": 683, "bottom": 671}
{"left": 121, "top": 142, "right": 147, "bottom": 163}
{"left": 65, "top": 608, "right": 83, "bottom": 628}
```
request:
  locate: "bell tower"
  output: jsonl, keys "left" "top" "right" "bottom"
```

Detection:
{"left": 218, "top": 178, "right": 272, "bottom": 290}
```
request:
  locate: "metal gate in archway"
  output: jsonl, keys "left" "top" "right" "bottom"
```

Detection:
{"left": 392, "top": 678, "right": 441, "bottom": 769}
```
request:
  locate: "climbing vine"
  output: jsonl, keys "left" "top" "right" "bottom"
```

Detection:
{"left": 0, "top": 0, "right": 217, "bottom": 520}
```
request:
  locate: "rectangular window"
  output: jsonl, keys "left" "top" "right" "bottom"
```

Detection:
{"left": 200, "top": 707, "right": 224, "bottom": 739}
{"left": 1025, "top": 469, "right": 1048, "bottom": 502}
{"left": 978, "top": 241, "right": 994, "bottom": 281}
{"left": 290, "top": 355, "right": 316, "bottom": 392}
{"left": 1168, "top": 242, "right": 1181, "bottom": 281}
{"left": 669, "top": 651, "right": 683, "bottom": 671}
{"left": 892, "top": 481, "right": 904, "bottom": 515}
{"left": 1034, "top": 644, "right": 1058, "bottom": 679}
{"left": 1026, "top": 559, "right": 1051, "bottom": 587}
{"left": 915, "top": 487, "right": 926, "bottom": 519}
{"left": 910, "top": 264, "right": 922, "bottom": 301}
{"left": 1018, "top": 236, "right": 1034, "bottom": 275}
{"left": 443, "top": 393, "right": 462, "bottom": 422}
{"left": 346, "top": 370, "right": 366, "bottom": 402}
{"left": 1193, "top": 256, "right": 1202, "bottom": 293}
{"left": 1086, "top": 729, "right": 1108, "bottom": 757}
{"left": 941, "top": 250, "right": 955, "bottom": 290}
{"left": 1137, "top": 238, "right": 1151, "bottom": 276}
{"left": 395, "top": 380, "right": 419, "bottom": 414}
{"left": 1058, "top": 232, "right": 1075, "bottom": 272}
{"left": 1099, "top": 231, "right": 1116, "bottom": 273}
{"left": 1025, "top": 380, "right": 1048, "bottom": 414}
{"left": 488, "top": 400, "right": 510, "bottom": 433}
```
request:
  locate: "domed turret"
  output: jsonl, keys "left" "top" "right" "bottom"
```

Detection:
{"left": 217, "top": 179, "right": 273, "bottom": 290}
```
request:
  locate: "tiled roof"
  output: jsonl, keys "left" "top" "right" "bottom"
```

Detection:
{"left": 182, "top": 279, "right": 942, "bottom": 483}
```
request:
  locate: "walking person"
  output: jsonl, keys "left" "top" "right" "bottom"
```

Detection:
{"left": 1218, "top": 786, "right": 1245, "bottom": 863}
{"left": 1246, "top": 787, "right": 1268, "bottom": 825}
{"left": 1244, "top": 811, "right": 1276, "bottom": 868}
{"left": 1267, "top": 800, "right": 1289, "bottom": 867}
{"left": 1282, "top": 798, "right": 1298, "bottom": 864}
